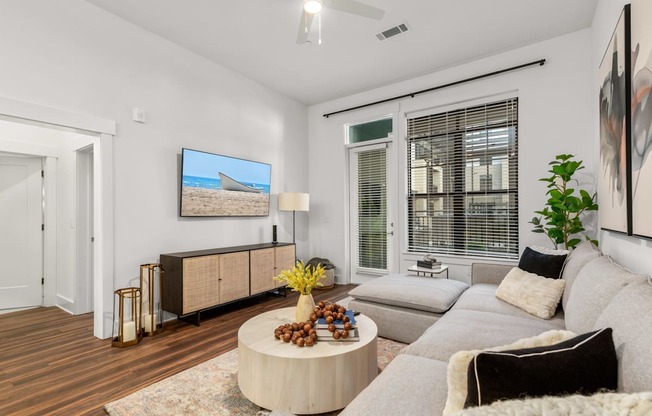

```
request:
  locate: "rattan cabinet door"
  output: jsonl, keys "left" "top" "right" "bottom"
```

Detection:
{"left": 250, "top": 248, "right": 275, "bottom": 295}
{"left": 274, "top": 245, "right": 295, "bottom": 288}
{"left": 219, "top": 251, "right": 250, "bottom": 304}
{"left": 182, "top": 255, "right": 219, "bottom": 314}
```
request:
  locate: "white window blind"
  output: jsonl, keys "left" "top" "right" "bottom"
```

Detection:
{"left": 406, "top": 98, "right": 519, "bottom": 259}
{"left": 355, "top": 147, "right": 388, "bottom": 272}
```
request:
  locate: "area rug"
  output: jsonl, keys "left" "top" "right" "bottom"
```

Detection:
{"left": 104, "top": 337, "right": 406, "bottom": 416}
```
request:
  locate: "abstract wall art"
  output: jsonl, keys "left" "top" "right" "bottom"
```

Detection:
{"left": 631, "top": 0, "right": 652, "bottom": 238}
{"left": 598, "top": 5, "right": 631, "bottom": 235}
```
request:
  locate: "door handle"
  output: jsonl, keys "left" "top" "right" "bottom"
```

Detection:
{"left": 387, "top": 231, "right": 394, "bottom": 236}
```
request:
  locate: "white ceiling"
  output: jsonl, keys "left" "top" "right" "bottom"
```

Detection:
{"left": 86, "top": 0, "right": 598, "bottom": 105}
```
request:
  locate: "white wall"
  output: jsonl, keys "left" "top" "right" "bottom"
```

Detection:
{"left": 308, "top": 29, "right": 595, "bottom": 284}
{"left": 0, "top": 1, "right": 308, "bottom": 331}
{"left": 592, "top": 0, "right": 652, "bottom": 275}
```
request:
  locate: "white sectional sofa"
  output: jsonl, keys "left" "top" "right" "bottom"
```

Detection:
{"left": 341, "top": 242, "right": 652, "bottom": 415}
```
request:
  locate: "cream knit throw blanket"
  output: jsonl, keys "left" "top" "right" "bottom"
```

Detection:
{"left": 449, "top": 392, "right": 652, "bottom": 416}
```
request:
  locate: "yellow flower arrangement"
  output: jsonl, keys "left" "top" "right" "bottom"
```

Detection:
{"left": 274, "top": 261, "right": 326, "bottom": 295}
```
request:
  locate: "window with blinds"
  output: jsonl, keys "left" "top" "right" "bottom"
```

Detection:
{"left": 406, "top": 98, "right": 519, "bottom": 259}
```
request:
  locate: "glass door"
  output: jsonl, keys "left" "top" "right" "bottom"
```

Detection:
{"left": 349, "top": 143, "right": 393, "bottom": 283}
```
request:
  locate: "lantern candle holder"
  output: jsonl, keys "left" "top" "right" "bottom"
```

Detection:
{"left": 140, "top": 263, "right": 164, "bottom": 336}
{"left": 112, "top": 287, "right": 142, "bottom": 347}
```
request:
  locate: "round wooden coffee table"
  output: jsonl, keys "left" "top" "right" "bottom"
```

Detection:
{"left": 238, "top": 307, "right": 378, "bottom": 414}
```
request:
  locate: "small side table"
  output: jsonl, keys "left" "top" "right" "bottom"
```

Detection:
{"left": 407, "top": 264, "right": 449, "bottom": 279}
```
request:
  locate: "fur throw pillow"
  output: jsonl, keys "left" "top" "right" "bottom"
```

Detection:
{"left": 448, "top": 392, "right": 652, "bottom": 416}
{"left": 495, "top": 267, "right": 565, "bottom": 319}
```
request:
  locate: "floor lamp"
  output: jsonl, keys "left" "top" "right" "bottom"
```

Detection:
{"left": 278, "top": 192, "right": 310, "bottom": 248}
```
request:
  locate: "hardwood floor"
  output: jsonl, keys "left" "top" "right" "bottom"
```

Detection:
{"left": 0, "top": 285, "right": 355, "bottom": 416}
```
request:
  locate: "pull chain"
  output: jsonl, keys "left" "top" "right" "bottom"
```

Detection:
{"left": 318, "top": 12, "right": 322, "bottom": 45}
{"left": 305, "top": 12, "right": 309, "bottom": 36}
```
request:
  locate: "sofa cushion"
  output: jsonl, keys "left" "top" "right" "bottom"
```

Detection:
{"left": 564, "top": 256, "right": 646, "bottom": 333}
{"left": 518, "top": 246, "right": 567, "bottom": 279}
{"left": 561, "top": 241, "right": 601, "bottom": 311}
{"left": 443, "top": 329, "right": 576, "bottom": 415}
{"left": 339, "top": 354, "right": 448, "bottom": 416}
{"left": 401, "top": 309, "right": 565, "bottom": 362}
{"left": 452, "top": 284, "right": 565, "bottom": 325}
{"left": 471, "top": 263, "right": 515, "bottom": 285}
{"left": 594, "top": 280, "right": 652, "bottom": 393}
{"left": 495, "top": 267, "right": 565, "bottom": 319}
{"left": 465, "top": 328, "right": 617, "bottom": 408}
{"left": 348, "top": 274, "right": 469, "bottom": 314}
{"left": 348, "top": 298, "right": 441, "bottom": 344}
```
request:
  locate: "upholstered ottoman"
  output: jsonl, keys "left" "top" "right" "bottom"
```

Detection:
{"left": 348, "top": 274, "right": 469, "bottom": 343}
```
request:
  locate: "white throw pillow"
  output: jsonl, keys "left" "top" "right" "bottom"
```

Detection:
{"left": 443, "top": 329, "right": 577, "bottom": 415}
{"left": 495, "top": 267, "right": 566, "bottom": 319}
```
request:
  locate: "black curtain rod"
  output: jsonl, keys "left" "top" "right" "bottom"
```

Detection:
{"left": 323, "top": 58, "right": 546, "bottom": 118}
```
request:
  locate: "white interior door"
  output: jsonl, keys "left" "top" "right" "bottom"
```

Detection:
{"left": 349, "top": 143, "right": 395, "bottom": 283}
{"left": 0, "top": 156, "right": 43, "bottom": 309}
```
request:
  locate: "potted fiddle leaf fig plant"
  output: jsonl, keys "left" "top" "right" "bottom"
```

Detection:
{"left": 530, "top": 154, "right": 599, "bottom": 250}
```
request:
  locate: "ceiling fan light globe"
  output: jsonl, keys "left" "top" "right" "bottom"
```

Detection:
{"left": 303, "top": 0, "right": 323, "bottom": 14}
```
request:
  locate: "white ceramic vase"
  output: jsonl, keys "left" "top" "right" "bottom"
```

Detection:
{"left": 295, "top": 293, "right": 315, "bottom": 323}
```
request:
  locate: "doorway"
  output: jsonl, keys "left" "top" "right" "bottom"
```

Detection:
{"left": 348, "top": 142, "right": 395, "bottom": 283}
{"left": 0, "top": 96, "right": 115, "bottom": 338}
{"left": 0, "top": 156, "right": 44, "bottom": 309}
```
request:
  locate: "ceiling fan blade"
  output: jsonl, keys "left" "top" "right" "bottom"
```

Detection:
{"left": 329, "top": 0, "right": 385, "bottom": 20}
{"left": 296, "top": 10, "right": 316, "bottom": 44}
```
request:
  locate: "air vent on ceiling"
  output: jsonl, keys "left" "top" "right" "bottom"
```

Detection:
{"left": 376, "top": 23, "right": 409, "bottom": 41}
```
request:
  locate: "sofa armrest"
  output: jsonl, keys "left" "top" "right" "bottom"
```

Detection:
{"left": 471, "top": 262, "right": 515, "bottom": 285}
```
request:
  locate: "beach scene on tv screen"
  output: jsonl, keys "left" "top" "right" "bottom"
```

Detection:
{"left": 181, "top": 149, "right": 271, "bottom": 216}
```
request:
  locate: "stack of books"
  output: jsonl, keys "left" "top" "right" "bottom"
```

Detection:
{"left": 417, "top": 259, "right": 442, "bottom": 269}
{"left": 315, "top": 310, "right": 357, "bottom": 329}
{"left": 315, "top": 310, "right": 359, "bottom": 341}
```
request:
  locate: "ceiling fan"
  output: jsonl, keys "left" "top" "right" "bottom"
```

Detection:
{"left": 297, "top": 0, "right": 385, "bottom": 44}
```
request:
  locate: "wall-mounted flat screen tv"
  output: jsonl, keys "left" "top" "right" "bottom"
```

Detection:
{"left": 180, "top": 148, "right": 271, "bottom": 217}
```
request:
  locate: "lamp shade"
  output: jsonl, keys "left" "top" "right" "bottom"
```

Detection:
{"left": 278, "top": 192, "right": 309, "bottom": 212}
